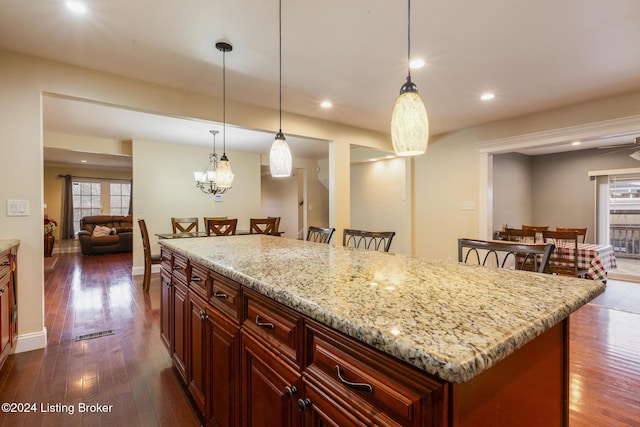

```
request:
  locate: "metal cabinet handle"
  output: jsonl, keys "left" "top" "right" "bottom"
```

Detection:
{"left": 164, "top": 281, "right": 173, "bottom": 287}
{"left": 192, "top": 276, "right": 201, "bottom": 282}
{"left": 255, "top": 314, "right": 275, "bottom": 329}
{"left": 213, "top": 290, "right": 228, "bottom": 299}
{"left": 173, "top": 265, "right": 183, "bottom": 270}
{"left": 0, "top": 261, "right": 9, "bottom": 266}
{"left": 284, "top": 385, "right": 297, "bottom": 399}
{"left": 335, "top": 365, "right": 373, "bottom": 393}
{"left": 297, "top": 398, "right": 311, "bottom": 413}
{"left": 199, "top": 311, "right": 209, "bottom": 321}
{"left": 0, "top": 288, "right": 4, "bottom": 295}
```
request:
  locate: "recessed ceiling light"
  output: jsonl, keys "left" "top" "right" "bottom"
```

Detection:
{"left": 409, "top": 58, "right": 425, "bottom": 69}
{"left": 320, "top": 101, "right": 332, "bottom": 108}
{"left": 480, "top": 93, "right": 495, "bottom": 101}
{"left": 571, "top": 141, "right": 581, "bottom": 146}
{"left": 66, "top": 1, "right": 87, "bottom": 14}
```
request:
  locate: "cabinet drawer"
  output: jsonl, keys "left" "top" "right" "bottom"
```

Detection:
{"left": 172, "top": 253, "right": 188, "bottom": 284}
{"left": 189, "top": 262, "right": 209, "bottom": 300}
{"left": 304, "top": 321, "right": 445, "bottom": 427}
{"left": 209, "top": 271, "right": 241, "bottom": 322}
{"left": 160, "top": 248, "right": 173, "bottom": 272}
{"left": 243, "top": 288, "right": 301, "bottom": 368}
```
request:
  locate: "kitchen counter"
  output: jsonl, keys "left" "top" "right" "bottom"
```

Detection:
{"left": 0, "top": 240, "right": 20, "bottom": 252}
{"left": 159, "top": 234, "right": 604, "bottom": 384}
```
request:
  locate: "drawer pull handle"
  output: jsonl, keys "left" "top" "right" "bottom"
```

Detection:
{"left": 199, "top": 311, "right": 209, "bottom": 321}
{"left": 297, "top": 398, "right": 311, "bottom": 413}
{"left": 174, "top": 265, "right": 183, "bottom": 270}
{"left": 284, "top": 385, "right": 297, "bottom": 399}
{"left": 165, "top": 281, "right": 174, "bottom": 287}
{"left": 0, "top": 262, "right": 9, "bottom": 266}
{"left": 255, "top": 315, "right": 275, "bottom": 329}
{"left": 335, "top": 365, "right": 373, "bottom": 393}
{"left": 192, "top": 276, "right": 202, "bottom": 282}
{"left": 213, "top": 290, "right": 228, "bottom": 299}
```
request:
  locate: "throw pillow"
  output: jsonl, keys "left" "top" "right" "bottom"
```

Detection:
{"left": 93, "top": 225, "right": 113, "bottom": 237}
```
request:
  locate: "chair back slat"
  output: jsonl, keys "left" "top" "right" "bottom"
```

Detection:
{"left": 542, "top": 230, "right": 584, "bottom": 277}
{"left": 250, "top": 218, "right": 277, "bottom": 235}
{"left": 343, "top": 229, "right": 395, "bottom": 252}
{"left": 458, "top": 238, "right": 555, "bottom": 273}
{"left": 556, "top": 227, "right": 588, "bottom": 243}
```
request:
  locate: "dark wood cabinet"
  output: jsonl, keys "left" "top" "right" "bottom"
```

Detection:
{"left": 187, "top": 291, "right": 208, "bottom": 417}
{"left": 160, "top": 269, "right": 172, "bottom": 350}
{"left": 172, "top": 278, "right": 188, "bottom": 383}
{"left": 0, "top": 246, "right": 17, "bottom": 372}
{"left": 241, "top": 331, "right": 301, "bottom": 427}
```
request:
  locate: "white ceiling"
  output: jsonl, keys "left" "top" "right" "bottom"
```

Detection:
{"left": 3, "top": 0, "right": 640, "bottom": 166}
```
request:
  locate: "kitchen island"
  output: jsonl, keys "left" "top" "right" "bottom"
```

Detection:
{"left": 159, "top": 234, "right": 604, "bottom": 426}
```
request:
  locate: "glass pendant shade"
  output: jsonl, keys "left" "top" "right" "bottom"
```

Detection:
{"left": 391, "top": 88, "right": 429, "bottom": 156}
{"left": 270, "top": 132, "right": 292, "bottom": 177}
{"left": 215, "top": 155, "right": 234, "bottom": 188}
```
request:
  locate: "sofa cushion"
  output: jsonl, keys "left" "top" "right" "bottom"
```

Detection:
{"left": 90, "top": 235, "right": 120, "bottom": 246}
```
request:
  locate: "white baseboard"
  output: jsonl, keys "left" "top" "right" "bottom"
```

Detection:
{"left": 14, "top": 327, "right": 48, "bottom": 353}
{"left": 131, "top": 265, "right": 161, "bottom": 276}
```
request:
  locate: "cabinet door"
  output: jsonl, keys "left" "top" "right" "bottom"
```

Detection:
{"left": 160, "top": 270, "right": 172, "bottom": 351}
{"left": 172, "top": 279, "right": 188, "bottom": 383}
{"left": 241, "top": 331, "right": 301, "bottom": 427}
{"left": 0, "top": 280, "right": 9, "bottom": 362}
{"left": 188, "top": 292, "right": 208, "bottom": 417}
{"left": 207, "top": 307, "right": 240, "bottom": 427}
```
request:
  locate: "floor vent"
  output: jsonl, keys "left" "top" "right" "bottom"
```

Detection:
{"left": 75, "top": 329, "right": 116, "bottom": 341}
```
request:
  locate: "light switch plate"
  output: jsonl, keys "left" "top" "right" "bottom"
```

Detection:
{"left": 7, "top": 200, "right": 30, "bottom": 216}
{"left": 461, "top": 201, "right": 476, "bottom": 210}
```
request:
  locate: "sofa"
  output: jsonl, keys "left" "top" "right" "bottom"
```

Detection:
{"left": 78, "top": 215, "right": 133, "bottom": 255}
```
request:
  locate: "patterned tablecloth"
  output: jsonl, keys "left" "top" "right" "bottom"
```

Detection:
{"left": 554, "top": 243, "right": 617, "bottom": 282}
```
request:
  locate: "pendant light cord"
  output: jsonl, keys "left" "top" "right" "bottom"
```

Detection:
{"left": 407, "top": 0, "right": 412, "bottom": 80}
{"left": 222, "top": 48, "right": 227, "bottom": 155}
{"left": 278, "top": 0, "right": 283, "bottom": 133}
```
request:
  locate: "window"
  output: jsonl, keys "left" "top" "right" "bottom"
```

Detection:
{"left": 72, "top": 179, "right": 131, "bottom": 235}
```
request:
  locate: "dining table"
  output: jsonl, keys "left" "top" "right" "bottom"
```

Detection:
{"left": 155, "top": 230, "right": 253, "bottom": 239}
{"left": 553, "top": 243, "right": 617, "bottom": 283}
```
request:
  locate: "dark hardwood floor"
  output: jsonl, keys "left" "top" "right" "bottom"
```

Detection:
{"left": 0, "top": 253, "right": 200, "bottom": 427}
{"left": 0, "top": 253, "right": 639, "bottom": 426}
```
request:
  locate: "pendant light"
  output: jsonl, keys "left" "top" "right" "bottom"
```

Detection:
{"left": 270, "top": 0, "right": 292, "bottom": 177}
{"left": 391, "top": 0, "right": 429, "bottom": 156}
{"left": 215, "top": 40, "right": 234, "bottom": 188}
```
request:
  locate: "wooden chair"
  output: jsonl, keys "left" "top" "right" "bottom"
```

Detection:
{"left": 343, "top": 229, "right": 395, "bottom": 252}
{"left": 206, "top": 218, "right": 238, "bottom": 236}
{"left": 306, "top": 226, "right": 335, "bottom": 244}
{"left": 542, "top": 230, "right": 588, "bottom": 278}
{"left": 556, "top": 227, "right": 588, "bottom": 243}
{"left": 171, "top": 217, "right": 199, "bottom": 234}
{"left": 458, "top": 238, "right": 555, "bottom": 273}
{"left": 522, "top": 225, "right": 549, "bottom": 242}
{"left": 504, "top": 227, "right": 537, "bottom": 243}
{"left": 268, "top": 216, "right": 281, "bottom": 236}
{"left": 138, "top": 219, "right": 161, "bottom": 293}
{"left": 249, "top": 217, "right": 278, "bottom": 235}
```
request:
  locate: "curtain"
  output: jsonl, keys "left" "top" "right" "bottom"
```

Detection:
{"left": 128, "top": 179, "right": 133, "bottom": 215}
{"left": 60, "top": 174, "right": 75, "bottom": 239}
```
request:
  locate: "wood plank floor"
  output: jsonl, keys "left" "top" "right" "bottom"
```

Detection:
{"left": 0, "top": 253, "right": 639, "bottom": 426}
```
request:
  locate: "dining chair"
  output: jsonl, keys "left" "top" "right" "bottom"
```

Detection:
{"left": 504, "top": 227, "right": 538, "bottom": 243}
{"left": 268, "top": 216, "right": 282, "bottom": 236}
{"left": 542, "top": 230, "right": 588, "bottom": 278}
{"left": 171, "top": 217, "right": 199, "bottom": 234}
{"left": 249, "top": 217, "right": 278, "bottom": 235}
{"left": 206, "top": 218, "right": 238, "bottom": 236}
{"left": 306, "top": 226, "right": 335, "bottom": 244}
{"left": 556, "top": 227, "right": 588, "bottom": 243}
{"left": 138, "top": 219, "right": 161, "bottom": 292}
{"left": 343, "top": 229, "right": 395, "bottom": 252}
{"left": 458, "top": 238, "right": 555, "bottom": 273}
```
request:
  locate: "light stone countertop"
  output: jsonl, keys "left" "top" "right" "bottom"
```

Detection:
{"left": 0, "top": 239, "right": 20, "bottom": 252}
{"left": 159, "top": 234, "right": 605, "bottom": 383}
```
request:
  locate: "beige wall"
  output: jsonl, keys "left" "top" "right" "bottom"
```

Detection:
{"left": 132, "top": 139, "right": 261, "bottom": 269}
{"left": 493, "top": 153, "right": 532, "bottom": 232}
{"left": 261, "top": 168, "right": 300, "bottom": 239}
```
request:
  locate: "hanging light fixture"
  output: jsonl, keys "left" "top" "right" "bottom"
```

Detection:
{"left": 194, "top": 41, "right": 234, "bottom": 195}
{"left": 391, "top": 0, "right": 429, "bottom": 156}
{"left": 269, "top": 0, "right": 292, "bottom": 177}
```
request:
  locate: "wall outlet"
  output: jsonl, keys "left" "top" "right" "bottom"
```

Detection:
{"left": 461, "top": 201, "right": 476, "bottom": 210}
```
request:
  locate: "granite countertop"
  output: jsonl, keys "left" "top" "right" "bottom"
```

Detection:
{"left": 159, "top": 235, "right": 605, "bottom": 383}
{"left": 0, "top": 239, "right": 20, "bottom": 252}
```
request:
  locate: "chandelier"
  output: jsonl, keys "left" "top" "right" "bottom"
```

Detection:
{"left": 194, "top": 130, "right": 233, "bottom": 194}
{"left": 194, "top": 41, "right": 235, "bottom": 195}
